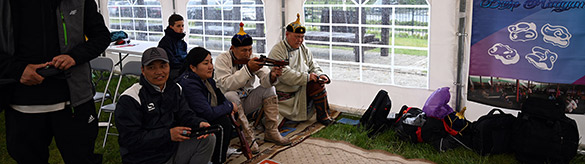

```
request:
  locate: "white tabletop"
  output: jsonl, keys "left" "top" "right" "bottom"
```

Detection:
{"left": 105, "top": 40, "right": 198, "bottom": 56}
{"left": 105, "top": 40, "right": 159, "bottom": 56}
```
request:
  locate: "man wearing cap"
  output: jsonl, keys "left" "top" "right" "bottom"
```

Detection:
{"left": 214, "top": 23, "right": 291, "bottom": 152}
{"left": 115, "top": 47, "right": 215, "bottom": 164}
{"left": 268, "top": 13, "right": 335, "bottom": 125}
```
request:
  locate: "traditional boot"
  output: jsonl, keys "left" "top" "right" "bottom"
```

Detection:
{"left": 236, "top": 104, "right": 259, "bottom": 154}
{"left": 263, "top": 96, "right": 291, "bottom": 145}
{"left": 308, "top": 83, "right": 334, "bottom": 125}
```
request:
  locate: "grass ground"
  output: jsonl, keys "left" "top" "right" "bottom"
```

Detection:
{"left": 313, "top": 114, "right": 585, "bottom": 164}
{"left": 1, "top": 75, "right": 584, "bottom": 163}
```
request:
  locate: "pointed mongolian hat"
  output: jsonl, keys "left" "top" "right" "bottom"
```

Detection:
{"left": 286, "top": 13, "right": 305, "bottom": 34}
{"left": 231, "top": 22, "right": 253, "bottom": 47}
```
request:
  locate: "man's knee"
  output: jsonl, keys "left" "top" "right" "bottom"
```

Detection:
{"left": 200, "top": 135, "right": 216, "bottom": 146}
{"left": 262, "top": 86, "right": 277, "bottom": 98}
{"left": 200, "top": 135, "right": 216, "bottom": 152}
{"left": 224, "top": 91, "right": 241, "bottom": 105}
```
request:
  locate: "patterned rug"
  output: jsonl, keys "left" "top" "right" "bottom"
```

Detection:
{"left": 225, "top": 106, "right": 432, "bottom": 164}
{"left": 268, "top": 138, "right": 434, "bottom": 164}
{"left": 225, "top": 109, "right": 341, "bottom": 164}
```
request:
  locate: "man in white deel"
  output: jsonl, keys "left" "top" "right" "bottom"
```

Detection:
{"left": 268, "top": 13, "right": 335, "bottom": 125}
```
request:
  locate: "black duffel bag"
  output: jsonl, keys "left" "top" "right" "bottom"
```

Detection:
{"left": 513, "top": 96, "right": 579, "bottom": 164}
{"left": 470, "top": 108, "right": 516, "bottom": 155}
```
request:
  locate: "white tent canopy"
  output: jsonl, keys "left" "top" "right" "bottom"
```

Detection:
{"left": 94, "top": 0, "right": 585, "bottom": 145}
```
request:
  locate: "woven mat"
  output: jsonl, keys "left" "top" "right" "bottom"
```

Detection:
{"left": 225, "top": 109, "right": 341, "bottom": 164}
{"left": 268, "top": 138, "right": 434, "bottom": 164}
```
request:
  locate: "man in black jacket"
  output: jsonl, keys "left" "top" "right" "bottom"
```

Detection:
{"left": 115, "top": 47, "right": 215, "bottom": 164}
{"left": 0, "top": 0, "right": 109, "bottom": 163}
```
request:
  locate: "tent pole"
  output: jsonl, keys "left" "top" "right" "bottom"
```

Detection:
{"left": 172, "top": 0, "right": 176, "bottom": 13}
{"left": 281, "top": 0, "right": 285, "bottom": 39}
{"left": 455, "top": 0, "right": 468, "bottom": 112}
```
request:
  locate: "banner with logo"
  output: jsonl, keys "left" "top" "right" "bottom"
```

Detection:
{"left": 470, "top": 0, "right": 585, "bottom": 85}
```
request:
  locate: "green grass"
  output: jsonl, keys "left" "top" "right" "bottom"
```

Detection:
{"left": 395, "top": 36, "right": 428, "bottom": 47}
{"left": 393, "top": 49, "right": 427, "bottom": 56}
{"left": 306, "top": 44, "right": 354, "bottom": 51}
{"left": 306, "top": 36, "right": 428, "bottom": 56}
{"left": 313, "top": 114, "right": 585, "bottom": 164}
{"left": 0, "top": 72, "right": 139, "bottom": 164}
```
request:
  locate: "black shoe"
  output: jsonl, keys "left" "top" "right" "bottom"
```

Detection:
{"left": 318, "top": 118, "right": 334, "bottom": 126}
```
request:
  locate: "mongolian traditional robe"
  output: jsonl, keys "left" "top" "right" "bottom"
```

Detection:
{"left": 268, "top": 40, "right": 326, "bottom": 121}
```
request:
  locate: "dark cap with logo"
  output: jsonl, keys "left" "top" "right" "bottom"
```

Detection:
{"left": 142, "top": 47, "right": 169, "bottom": 65}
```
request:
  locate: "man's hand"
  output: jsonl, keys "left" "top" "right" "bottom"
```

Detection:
{"left": 197, "top": 122, "right": 212, "bottom": 139}
{"left": 270, "top": 66, "right": 282, "bottom": 83}
{"left": 170, "top": 126, "right": 191, "bottom": 142}
{"left": 20, "top": 63, "right": 49, "bottom": 86}
{"left": 319, "top": 75, "right": 330, "bottom": 83}
{"left": 51, "top": 54, "right": 76, "bottom": 70}
{"left": 231, "top": 102, "right": 238, "bottom": 115}
{"left": 309, "top": 73, "right": 319, "bottom": 82}
{"left": 247, "top": 57, "right": 263, "bottom": 73}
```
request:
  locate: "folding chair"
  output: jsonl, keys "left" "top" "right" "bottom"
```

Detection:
{"left": 101, "top": 61, "right": 142, "bottom": 147}
{"left": 90, "top": 57, "right": 115, "bottom": 119}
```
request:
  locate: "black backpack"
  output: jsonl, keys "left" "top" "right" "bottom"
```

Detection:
{"left": 513, "top": 96, "right": 580, "bottom": 164}
{"left": 393, "top": 105, "right": 426, "bottom": 143}
{"left": 359, "top": 90, "right": 392, "bottom": 137}
{"left": 470, "top": 108, "right": 516, "bottom": 155}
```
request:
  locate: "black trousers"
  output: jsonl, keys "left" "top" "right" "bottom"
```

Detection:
{"left": 209, "top": 115, "right": 233, "bottom": 164}
{"left": 5, "top": 100, "right": 100, "bottom": 164}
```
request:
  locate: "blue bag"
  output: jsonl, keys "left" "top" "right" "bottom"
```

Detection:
{"left": 110, "top": 31, "right": 128, "bottom": 42}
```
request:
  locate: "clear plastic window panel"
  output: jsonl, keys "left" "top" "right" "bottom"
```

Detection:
{"left": 304, "top": 0, "right": 429, "bottom": 87}
{"left": 187, "top": 0, "right": 266, "bottom": 54}
{"left": 107, "top": 0, "right": 163, "bottom": 42}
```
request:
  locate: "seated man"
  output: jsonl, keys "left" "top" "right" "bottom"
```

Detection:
{"left": 115, "top": 47, "right": 215, "bottom": 164}
{"left": 268, "top": 13, "right": 335, "bottom": 125}
{"left": 214, "top": 23, "right": 291, "bottom": 152}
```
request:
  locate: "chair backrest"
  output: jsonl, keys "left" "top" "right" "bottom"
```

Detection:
{"left": 93, "top": 57, "right": 117, "bottom": 118}
{"left": 110, "top": 61, "right": 142, "bottom": 103}
{"left": 121, "top": 61, "right": 142, "bottom": 76}
{"left": 90, "top": 57, "right": 114, "bottom": 72}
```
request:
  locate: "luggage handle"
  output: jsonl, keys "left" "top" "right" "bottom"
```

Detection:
{"left": 487, "top": 108, "right": 506, "bottom": 116}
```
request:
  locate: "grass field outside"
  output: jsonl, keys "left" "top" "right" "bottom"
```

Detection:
{"left": 306, "top": 36, "right": 428, "bottom": 57}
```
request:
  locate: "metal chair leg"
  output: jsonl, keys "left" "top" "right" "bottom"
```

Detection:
{"left": 102, "top": 112, "right": 114, "bottom": 148}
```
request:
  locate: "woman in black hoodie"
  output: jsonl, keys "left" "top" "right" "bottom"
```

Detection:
{"left": 158, "top": 14, "right": 188, "bottom": 81}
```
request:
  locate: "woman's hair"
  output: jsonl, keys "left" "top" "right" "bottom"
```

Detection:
{"left": 180, "top": 47, "right": 211, "bottom": 74}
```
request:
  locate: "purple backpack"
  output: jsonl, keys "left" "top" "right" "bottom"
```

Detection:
{"left": 423, "top": 87, "right": 453, "bottom": 119}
